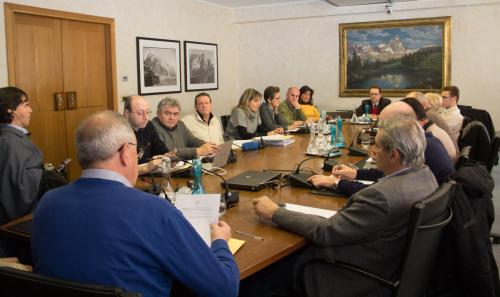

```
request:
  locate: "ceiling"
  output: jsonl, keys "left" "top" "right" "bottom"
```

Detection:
{"left": 198, "top": 0, "right": 420, "bottom": 9}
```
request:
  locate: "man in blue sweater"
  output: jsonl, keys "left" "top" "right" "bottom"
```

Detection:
{"left": 31, "top": 111, "right": 239, "bottom": 297}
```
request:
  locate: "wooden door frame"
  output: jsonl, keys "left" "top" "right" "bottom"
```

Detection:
{"left": 4, "top": 2, "right": 118, "bottom": 111}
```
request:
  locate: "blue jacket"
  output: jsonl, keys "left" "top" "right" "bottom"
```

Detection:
{"left": 32, "top": 178, "right": 239, "bottom": 297}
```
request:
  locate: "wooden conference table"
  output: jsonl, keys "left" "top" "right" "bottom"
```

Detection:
{"left": 0, "top": 122, "right": 370, "bottom": 280}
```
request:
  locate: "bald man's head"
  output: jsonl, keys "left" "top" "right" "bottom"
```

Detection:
{"left": 123, "top": 95, "right": 150, "bottom": 130}
{"left": 379, "top": 101, "right": 416, "bottom": 122}
{"left": 286, "top": 87, "right": 300, "bottom": 105}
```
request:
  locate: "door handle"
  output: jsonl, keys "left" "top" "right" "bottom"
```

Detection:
{"left": 54, "top": 92, "right": 66, "bottom": 110}
{"left": 66, "top": 91, "right": 77, "bottom": 109}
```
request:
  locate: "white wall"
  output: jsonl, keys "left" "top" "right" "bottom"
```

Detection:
{"left": 0, "top": 0, "right": 240, "bottom": 116}
{"left": 235, "top": 0, "right": 500, "bottom": 128}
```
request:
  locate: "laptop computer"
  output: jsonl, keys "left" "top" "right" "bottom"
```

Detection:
{"left": 202, "top": 140, "right": 233, "bottom": 171}
{"left": 222, "top": 170, "right": 282, "bottom": 191}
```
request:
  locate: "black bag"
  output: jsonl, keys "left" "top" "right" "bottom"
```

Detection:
{"left": 38, "top": 169, "right": 68, "bottom": 197}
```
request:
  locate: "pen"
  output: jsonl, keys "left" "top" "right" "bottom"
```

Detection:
{"left": 235, "top": 230, "right": 264, "bottom": 241}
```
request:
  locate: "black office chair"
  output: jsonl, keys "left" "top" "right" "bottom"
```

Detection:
{"left": 455, "top": 145, "right": 471, "bottom": 169}
{"left": 298, "top": 181, "right": 455, "bottom": 297}
{"left": 486, "top": 132, "right": 500, "bottom": 173}
{"left": 220, "top": 115, "right": 231, "bottom": 132}
{"left": 0, "top": 267, "right": 141, "bottom": 297}
{"left": 487, "top": 132, "right": 500, "bottom": 244}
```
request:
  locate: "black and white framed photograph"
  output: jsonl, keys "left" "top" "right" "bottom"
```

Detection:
{"left": 136, "top": 37, "right": 181, "bottom": 95}
{"left": 184, "top": 41, "right": 218, "bottom": 91}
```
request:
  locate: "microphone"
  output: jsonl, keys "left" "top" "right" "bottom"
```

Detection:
{"left": 322, "top": 146, "right": 342, "bottom": 171}
{"left": 185, "top": 160, "right": 240, "bottom": 208}
{"left": 289, "top": 157, "right": 316, "bottom": 189}
{"left": 294, "top": 156, "right": 316, "bottom": 174}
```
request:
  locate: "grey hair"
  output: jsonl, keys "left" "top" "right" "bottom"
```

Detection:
{"left": 157, "top": 97, "right": 181, "bottom": 112}
{"left": 406, "top": 91, "right": 426, "bottom": 104}
{"left": 377, "top": 117, "right": 426, "bottom": 167}
{"left": 76, "top": 110, "right": 136, "bottom": 168}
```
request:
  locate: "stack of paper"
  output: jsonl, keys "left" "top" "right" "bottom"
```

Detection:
{"left": 259, "top": 135, "right": 295, "bottom": 146}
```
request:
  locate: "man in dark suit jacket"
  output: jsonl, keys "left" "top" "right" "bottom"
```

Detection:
{"left": 355, "top": 85, "right": 391, "bottom": 117}
{"left": 253, "top": 118, "right": 438, "bottom": 297}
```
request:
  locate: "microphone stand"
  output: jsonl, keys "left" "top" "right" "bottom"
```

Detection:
{"left": 347, "top": 128, "right": 369, "bottom": 157}
{"left": 322, "top": 146, "right": 342, "bottom": 171}
{"left": 289, "top": 157, "right": 317, "bottom": 189}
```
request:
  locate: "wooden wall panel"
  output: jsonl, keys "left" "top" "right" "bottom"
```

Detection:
{"left": 13, "top": 13, "right": 63, "bottom": 112}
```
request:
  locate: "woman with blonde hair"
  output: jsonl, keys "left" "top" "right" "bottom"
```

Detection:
{"left": 425, "top": 92, "right": 456, "bottom": 147}
{"left": 425, "top": 92, "right": 444, "bottom": 112}
{"left": 224, "top": 88, "right": 280, "bottom": 140}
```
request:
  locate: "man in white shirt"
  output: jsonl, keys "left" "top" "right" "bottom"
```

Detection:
{"left": 440, "top": 86, "right": 464, "bottom": 144}
{"left": 182, "top": 92, "right": 225, "bottom": 145}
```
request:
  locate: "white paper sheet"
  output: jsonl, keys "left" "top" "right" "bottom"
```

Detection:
{"left": 232, "top": 140, "right": 253, "bottom": 149}
{"left": 175, "top": 194, "right": 220, "bottom": 246}
{"left": 284, "top": 203, "right": 337, "bottom": 218}
{"left": 354, "top": 180, "right": 375, "bottom": 185}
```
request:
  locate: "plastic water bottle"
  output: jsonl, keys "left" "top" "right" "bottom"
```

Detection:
{"left": 351, "top": 105, "right": 358, "bottom": 123}
{"left": 330, "top": 125, "right": 336, "bottom": 146}
{"left": 307, "top": 123, "right": 318, "bottom": 154}
{"left": 192, "top": 158, "right": 206, "bottom": 194}
{"left": 335, "top": 116, "right": 345, "bottom": 148}
{"left": 320, "top": 110, "right": 327, "bottom": 120}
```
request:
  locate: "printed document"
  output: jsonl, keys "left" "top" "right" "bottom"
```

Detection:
{"left": 175, "top": 194, "right": 220, "bottom": 246}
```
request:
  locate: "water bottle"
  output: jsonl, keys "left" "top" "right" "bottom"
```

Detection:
{"left": 351, "top": 105, "right": 358, "bottom": 123}
{"left": 307, "top": 123, "right": 318, "bottom": 154}
{"left": 191, "top": 158, "right": 206, "bottom": 194}
{"left": 335, "top": 116, "right": 345, "bottom": 148}
{"left": 330, "top": 125, "right": 336, "bottom": 146}
{"left": 161, "top": 157, "right": 175, "bottom": 204}
{"left": 320, "top": 110, "right": 327, "bottom": 121}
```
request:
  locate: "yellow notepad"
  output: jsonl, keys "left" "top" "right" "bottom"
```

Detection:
{"left": 228, "top": 238, "right": 245, "bottom": 254}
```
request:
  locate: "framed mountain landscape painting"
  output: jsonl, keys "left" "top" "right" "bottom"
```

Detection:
{"left": 137, "top": 37, "right": 181, "bottom": 95}
{"left": 339, "top": 17, "right": 451, "bottom": 97}
{"left": 184, "top": 41, "right": 218, "bottom": 91}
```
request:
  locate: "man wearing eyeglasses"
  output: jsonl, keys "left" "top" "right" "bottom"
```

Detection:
{"left": 152, "top": 97, "right": 218, "bottom": 160}
{"left": 440, "top": 85, "right": 464, "bottom": 144}
{"left": 32, "top": 111, "right": 239, "bottom": 297}
{"left": 355, "top": 85, "right": 392, "bottom": 119}
{"left": 123, "top": 95, "right": 169, "bottom": 173}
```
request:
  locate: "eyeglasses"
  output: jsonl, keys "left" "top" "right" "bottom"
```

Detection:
{"left": 163, "top": 111, "right": 180, "bottom": 117}
{"left": 133, "top": 110, "right": 152, "bottom": 117}
{"left": 369, "top": 93, "right": 381, "bottom": 96}
{"left": 118, "top": 142, "right": 137, "bottom": 152}
{"left": 442, "top": 96, "right": 451, "bottom": 100}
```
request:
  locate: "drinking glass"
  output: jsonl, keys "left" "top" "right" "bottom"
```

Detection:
{"left": 219, "top": 195, "right": 226, "bottom": 218}
{"left": 361, "top": 132, "right": 371, "bottom": 151}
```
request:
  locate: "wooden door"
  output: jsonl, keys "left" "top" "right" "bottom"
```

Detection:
{"left": 5, "top": 3, "right": 118, "bottom": 180}
{"left": 10, "top": 13, "right": 68, "bottom": 167}
{"left": 61, "top": 20, "right": 111, "bottom": 179}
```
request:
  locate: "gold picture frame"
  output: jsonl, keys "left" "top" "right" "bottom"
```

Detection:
{"left": 339, "top": 17, "right": 451, "bottom": 97}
